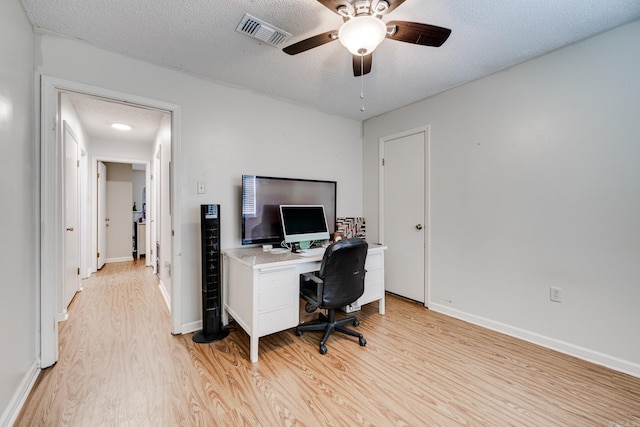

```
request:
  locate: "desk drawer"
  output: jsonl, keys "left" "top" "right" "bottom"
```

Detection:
{"left": 360, "top": 268, "right": 383, "bottom": 305}
{"left": 258, "top": 306, "right": 298, "bottom": 336}
{"left": 257, "top": 267, "right": 298, "bottom": 330}
{"left": 259, "top": 287, "right": 296, "bottom": 311}
{"left": 365, "top": 252, "right": 383, "bottom": 270}
{"left": 259, "top": 267, "right": 297, "bottom": 292}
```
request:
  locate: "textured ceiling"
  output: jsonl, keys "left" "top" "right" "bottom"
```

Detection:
{"left": 22, "top": 0, "right": 640, "bottom": 123}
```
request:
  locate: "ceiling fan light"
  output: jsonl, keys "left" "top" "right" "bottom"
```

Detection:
{"left": 338, "top": 15, "right": 387, "bottom": 56}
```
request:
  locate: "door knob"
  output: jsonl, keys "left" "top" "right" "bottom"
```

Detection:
{"left": 415, "top": 224, "right": 423, "bottom": 230}
{"left": 66, "top": 227, "right": 74, "bottom": 231}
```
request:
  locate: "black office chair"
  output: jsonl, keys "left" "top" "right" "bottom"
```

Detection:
{"left": 295, "top": 237, "right": 368, "bottom": 355}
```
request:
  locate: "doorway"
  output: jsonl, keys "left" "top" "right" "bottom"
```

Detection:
{"left": 380, "top": 126, "right": 429, "bottom": 305}
{"left": 40, "top": 76, "right": 182, "bottom": 368}
{"left": 102, "top": 162, "right": 138, "bottom": 263}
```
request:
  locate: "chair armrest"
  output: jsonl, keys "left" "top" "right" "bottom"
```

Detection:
{"left": 301, "top": 272, "right": 323, "bottom": 285}
{"left": 301, "top": 272, "right": 324, "bottom": 302}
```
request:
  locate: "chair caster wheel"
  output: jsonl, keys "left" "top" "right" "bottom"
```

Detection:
{"left": 295, "top": 328, "right": 303, "bottom": 336}
{"left": 353, "top": 319, "right": 360, "bottom": 327}
{"left": 319, "top": 345, "right": 327, "bottom": 355}
{"left": 305, "top": 303, "right": 317, "bottom": 313}
{"left": 359, "top": 337, "right": 367, "bottom": 347}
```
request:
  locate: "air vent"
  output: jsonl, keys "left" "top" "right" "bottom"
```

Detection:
{"left": 236, "top": 14, "right": 291, "bottom": 47}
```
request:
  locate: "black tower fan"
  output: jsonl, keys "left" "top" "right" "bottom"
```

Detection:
{"left": 193, "top": 204, "right": 229, "bottom": 343}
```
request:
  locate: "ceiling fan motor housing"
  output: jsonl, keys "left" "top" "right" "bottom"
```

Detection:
{"left": 338, "top": 1, "right": 390, "bottom": 18}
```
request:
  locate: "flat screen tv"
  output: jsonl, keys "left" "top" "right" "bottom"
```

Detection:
{"left": 241, "top": 175, "right": 336, "bottom": 245}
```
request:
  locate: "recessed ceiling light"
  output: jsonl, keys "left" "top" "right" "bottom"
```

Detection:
{"left": 111, "top": 123, "right": 132, "bottom": 131}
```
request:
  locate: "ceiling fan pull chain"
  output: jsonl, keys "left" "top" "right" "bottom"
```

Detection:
{"left": 360, "top": 57, "right": 365, "bottom": 112}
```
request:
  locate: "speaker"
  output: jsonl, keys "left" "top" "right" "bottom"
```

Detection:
{"left": 193, "top": 204, "right": 229, "bottom": 343}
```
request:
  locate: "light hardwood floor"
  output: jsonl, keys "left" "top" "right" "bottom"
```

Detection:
{"left": 16, "top": 260, "right": 640, "bottom": 426}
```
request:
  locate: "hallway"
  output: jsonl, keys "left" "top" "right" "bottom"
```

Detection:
{"left": 16, "top": 260, "right": 212, "bottom": 426}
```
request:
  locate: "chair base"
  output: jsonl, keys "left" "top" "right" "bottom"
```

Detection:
{"left": 296, "top": 309, "right": 366, "bottom": 355}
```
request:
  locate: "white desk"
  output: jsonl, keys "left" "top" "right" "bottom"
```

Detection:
{"left": 222, "top": 244, "right": 387, "bottom": 362}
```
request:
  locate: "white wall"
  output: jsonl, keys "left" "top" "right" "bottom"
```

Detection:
{"left": 36, "top": 32, "right": 363, "bottom": 332}
{"left": 88, "top": 136, "right": 155, "bottom": 160}
{"left": 363, "top": 19, "right": 640, "bottom": 376}
{"left": 60, "top": 94, "right": 89, "bottom": 147}
{"left": 0, "top": 0, "right": 37, "bottom": 424}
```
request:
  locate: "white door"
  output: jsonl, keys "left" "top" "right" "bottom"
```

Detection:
{"left": 64, "top": 122, "right": 80, "bottom": 309}
{"left": 382, "top": 129, "right": 427, "bottom": 303}
{"left": 97, "top": 161, "right": 107, "bottom": 269}
{"left": 153, "top": 148, "right": 161, "bottom": 275}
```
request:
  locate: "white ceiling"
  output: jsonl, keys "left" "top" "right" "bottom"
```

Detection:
{"left": 65, "top": 92, "right": 167, "bottom": 145}
{"left": 23, "top": 0, "right": 640, "bottom": 126}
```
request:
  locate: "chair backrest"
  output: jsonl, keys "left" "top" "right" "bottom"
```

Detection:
{"left": 318, "top": 237, "right": 368, "bottom": 309}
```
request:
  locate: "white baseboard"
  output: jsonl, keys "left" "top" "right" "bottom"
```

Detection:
{"left": 0, "top": 361, "right": 40, "bottom": 427}
{"left": 156, "top": 280, "right": 201, "bottom": 335}
{"left": 430, "top": 303, "right": 640, "bottom": 378}
{"left": 106, "top": 256, "right": 134, "bottom": 263}
{"left": 158, "top": 280, "right": 170, "bottom": 312}
{"left": 56, "top": 309, "right": 68, "bottom": 322}
{"left": 181, "top": 320, "right": 202, "bottom": 335}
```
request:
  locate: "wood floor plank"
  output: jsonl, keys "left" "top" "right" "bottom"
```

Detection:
{"left": 16, "top": 260, "right": 640, "bottom": 426}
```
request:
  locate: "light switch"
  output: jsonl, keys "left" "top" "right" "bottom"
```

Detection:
{"left": 197, "top": 182, "right": 205, "bottom": 194}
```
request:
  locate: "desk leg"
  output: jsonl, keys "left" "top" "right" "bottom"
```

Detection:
{"left": 379, "top": 295, "right": 385, "bottom": 315}
{"left": 250, "top": 335, "right": 259, "bottom": 363}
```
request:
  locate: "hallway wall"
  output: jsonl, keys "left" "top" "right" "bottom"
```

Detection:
{"left": 0, "top": 0, "right": 37, "bottom": 424}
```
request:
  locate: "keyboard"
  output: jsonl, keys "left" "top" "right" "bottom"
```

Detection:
{"left": 297, "top": 247, "right": 327, "bottom": 257}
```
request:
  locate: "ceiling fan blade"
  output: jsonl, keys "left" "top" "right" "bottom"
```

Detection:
{"left": 282, "top": 30, "right": 339, "bottom": 55}
{"left": 384, "top": 0, "right": 407, "bottom": 14}
{"left": 353, "top": 54, "right": 372, "bottom": 77}
{"left": 316, "top": 0, "right": 351, "bottom": 15}
{"left": 386, "top": 21, "right": 451, "bottom": 47}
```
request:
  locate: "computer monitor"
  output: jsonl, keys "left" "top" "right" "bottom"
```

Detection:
{"left": 279, "top": 205, "right": 330, "bottom": 249}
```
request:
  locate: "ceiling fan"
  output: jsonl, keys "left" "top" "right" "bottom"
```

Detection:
{"left": 283, "top": 0, "right": 451, "bottom": 77}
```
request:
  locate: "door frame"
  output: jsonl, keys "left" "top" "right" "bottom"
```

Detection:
{"left": 379, "top": 125, "right": 431, "bottom": 306}
{"left": 92, "top": 158, "right": 150, "bottom": 266}
{"left": 40, "top": 75, "right": 183, "bottom": 368}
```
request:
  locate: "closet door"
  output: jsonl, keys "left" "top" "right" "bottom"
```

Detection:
{"left": 97, "top": 161, "right": 107, "bottom": 270}
{"left": 382, "top": 129, "right": 427, "bottom": 303}
{"left": 64, "top": 122, "right": 80, "bottom": 310}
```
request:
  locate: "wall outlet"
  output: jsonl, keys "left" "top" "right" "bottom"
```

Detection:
{"left": 550, "top": 286, "right": 562, "bottom": 303}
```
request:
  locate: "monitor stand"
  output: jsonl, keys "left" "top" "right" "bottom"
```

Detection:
{"left": 299, "top": 241, "right": 312, "bottom": 250}
{"left": 291, "top": 241, "right": 312, "bottom": 253}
